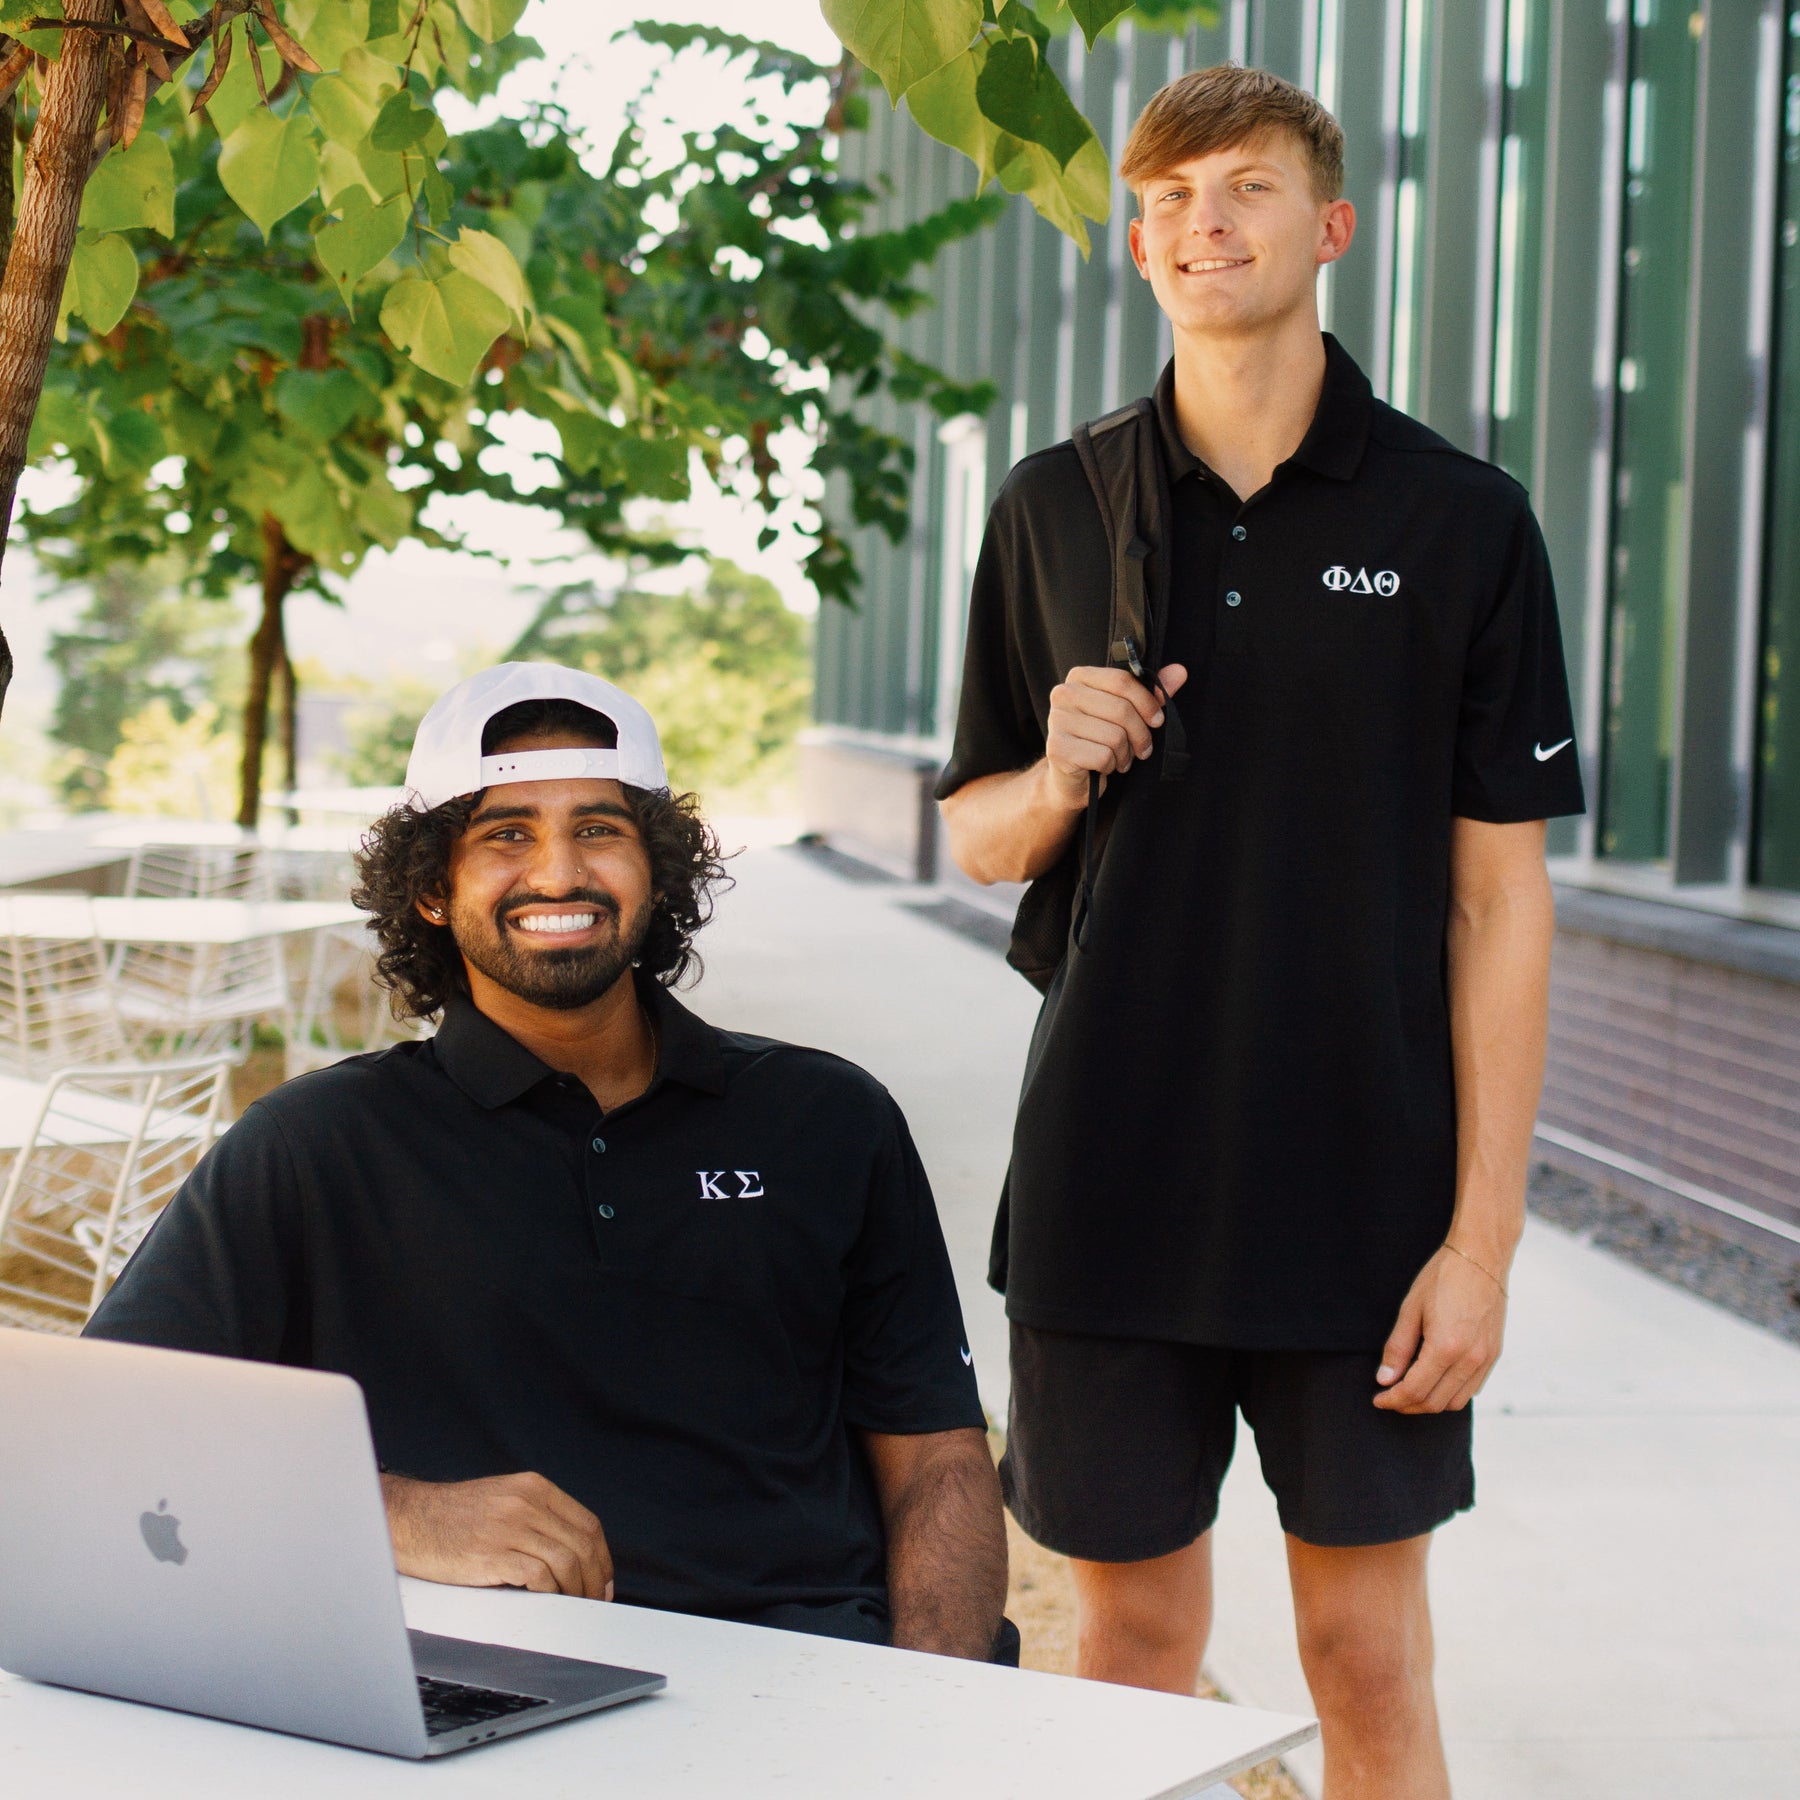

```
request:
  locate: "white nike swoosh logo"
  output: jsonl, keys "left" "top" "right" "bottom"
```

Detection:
{"left": 1534, "top": 738, "right": 1573, "bottom": 762}
{"left": 959, "top": 1347, "right": 973, "bottom": 1366}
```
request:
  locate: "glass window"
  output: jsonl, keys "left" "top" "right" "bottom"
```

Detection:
{"left": 1599, "top": 0, "right": 1701, "bottom": 863}
{"left": 1756, "top": 6, "right": 1800, "bottom": 891}
{"left": 1488, "top": 0, "right": 1550, "bottom": 486}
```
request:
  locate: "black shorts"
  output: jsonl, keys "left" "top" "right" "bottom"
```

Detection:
{"left": 1002, "top": 1323, "right": 1474, "bottom": 1558}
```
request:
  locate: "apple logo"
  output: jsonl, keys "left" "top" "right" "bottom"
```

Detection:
{"left": 139, "top": 1499, "right": 188, "bottom": 1566}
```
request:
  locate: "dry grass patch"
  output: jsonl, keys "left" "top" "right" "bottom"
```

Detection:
{"left": 1004, "top": 1504, "right": 1305, "bottom": 1799}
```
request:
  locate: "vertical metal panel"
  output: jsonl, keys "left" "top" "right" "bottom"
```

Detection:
{"left": 1100, "top": 21, "right": 1137, "bottom": 413}
{"left": 1330, "top": 0, "right": 1396, "bottom": 369}
{"left": 992, "top": 198, "right": 1036, "bottom": 492}
{"left": 1066, "top": 33, "right": 1117, "bottom": 429}
{"left": 1671, "top": 2, "right": 1775, "bottom": 883}
{"left": 1254, "top": 0, "right": 1308, "bottom": 82}
{"left": 1416, "top": 0, "right": 1486, "bottom": 448}
{"left": 1535, "top": 0, "right": 1622, "bottom": 860}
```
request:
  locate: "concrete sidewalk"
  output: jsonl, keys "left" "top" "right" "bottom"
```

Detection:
{"left": 693, "top": 842, "right": 1800, "bottom": 1799}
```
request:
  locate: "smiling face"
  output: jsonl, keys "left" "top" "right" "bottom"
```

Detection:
{"left": 1128, "top": 132, "right": 1354, "bottom": 344}
{"left": 430, "top": 728, "right": 657, "bottom": 1015}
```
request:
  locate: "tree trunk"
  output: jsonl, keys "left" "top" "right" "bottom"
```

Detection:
{"left": 277, "top": 624, "right": 298, "bottom": 820}
{"left": 0, "top": 1, "right": 115, "bottom": 724}
{"left": 238, "top": 515, "right": 306, "bottom": 828}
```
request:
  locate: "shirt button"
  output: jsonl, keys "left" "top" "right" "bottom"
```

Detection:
{"left": 597, "top": 1203, "right": 616, "bottom": 1220}
{"left": 1225, "top": 590, "right": 1243, "bottom": 607}
{"left": 591, "top": 1136, "right": 606, "bottom": 1153}
{"left": 1231, "top": 524, "right": 1247, "bottom": 541}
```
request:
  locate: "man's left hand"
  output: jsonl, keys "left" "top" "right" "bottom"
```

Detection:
{"left": 1372, "top": 1245, "right": 1509, "bottom": 1414}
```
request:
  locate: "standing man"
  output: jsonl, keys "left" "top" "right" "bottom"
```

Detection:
{"left": 938, "top": 67, "right": 1583, "bottom": 1798}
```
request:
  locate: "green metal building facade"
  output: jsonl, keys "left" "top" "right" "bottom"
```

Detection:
{"left": 804, "top": 2, "right": 1800, "bottom": 1256}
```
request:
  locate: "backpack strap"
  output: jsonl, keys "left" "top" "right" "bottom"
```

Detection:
{"left": 1065, "top": 400, "right": 1192, "bottom": 950}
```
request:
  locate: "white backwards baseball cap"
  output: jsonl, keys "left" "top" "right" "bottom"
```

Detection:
{"left": 403, "top": 662, "right": 669, "bottom": 811}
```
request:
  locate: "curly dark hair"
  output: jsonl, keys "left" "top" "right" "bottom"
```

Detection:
{"left": 351, "top": 701, "right": 730, "bottom": 1020}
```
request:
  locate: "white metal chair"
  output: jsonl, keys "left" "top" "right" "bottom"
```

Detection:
{"left": 0, "top": 1056, "right": 231, "bottom": 1333}
{"left": 109, "top": 846, "right": 290, "bottom": 1061}
{"left": 0, "top": 896, "right": 133, "bottom": 1077}
{"left": 286, "top": 921, "right": 431, "bottom": 1078}
{"left": 123, "top": 841, "right": 275, "bottom": 901}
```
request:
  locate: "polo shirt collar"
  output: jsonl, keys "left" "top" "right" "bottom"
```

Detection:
{"left": 1150, "top": 332, "right": 1372, "bottom": 487}
{"left": 433, "top": 972, "right": 728, "bottom": 1111}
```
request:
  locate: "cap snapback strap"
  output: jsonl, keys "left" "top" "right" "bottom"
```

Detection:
{"left": 478, "top": 747, "right": 624, "bottom": 786}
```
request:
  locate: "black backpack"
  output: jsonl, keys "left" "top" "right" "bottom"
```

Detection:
{"left": 1004, "top": 399, "right": 1192, "bottom": 992}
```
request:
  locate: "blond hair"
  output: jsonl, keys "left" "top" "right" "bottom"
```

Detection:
{"left": 1119, "top": 65, "right": 1345, "bottom": 203}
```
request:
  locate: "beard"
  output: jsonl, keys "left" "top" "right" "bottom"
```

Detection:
{"left": 451, "top": 885, "right": 655, "bottom": 1011}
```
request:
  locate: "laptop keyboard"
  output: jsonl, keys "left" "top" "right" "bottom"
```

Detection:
{"left": 417, "top": 1673, "right": 553, "bottom": 1735}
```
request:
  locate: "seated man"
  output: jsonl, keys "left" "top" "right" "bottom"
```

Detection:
{"left": 87, "top": 662, "right": 1009, "bottom": 1659}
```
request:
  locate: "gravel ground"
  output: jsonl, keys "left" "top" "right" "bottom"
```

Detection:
{"left": 1526, "top": 1160, "right": 1800, "bottom": 1347}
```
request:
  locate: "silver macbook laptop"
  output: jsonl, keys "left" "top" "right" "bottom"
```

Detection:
{"left": 0, "top": 1330, "right": 665, "bottom": 1757}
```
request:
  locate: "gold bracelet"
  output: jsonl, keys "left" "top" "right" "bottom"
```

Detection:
{"left": 1443, "top": 1240, "right": 1508, "bottom": 1298}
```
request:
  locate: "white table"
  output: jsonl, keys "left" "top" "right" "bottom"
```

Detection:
{"left": 87, "top": 820, "right": 369, "bottom": 855}
{"left": 2, "top": 895, "right": 364, "bottom": 945}
{"left": 0, "top": 1578, "right": 1312, "bottom": 1797}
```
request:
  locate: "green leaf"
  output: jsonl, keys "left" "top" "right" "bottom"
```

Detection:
{"left": 352, "top": 467, "right": 414, "bottom": 548}
{"left": 821, "top": 0, "right": 982, "bottom": 103}
{"left": 994, "top": 128, "right": 1110, "bottom": 254}
{"left": 1, "top": 0, "right": 64, "bottom": 59}
{"left": 57, "top": 233, "right": 139, "bottom": 339}
{"left": 446, "top": 226, "right": 531, "bottom": 332}
{"left": 1064, "top": 0, "right": 1134, "bottom": 46}
{"left": 218, "top": 109, "right": 322, "bottom": 240}
{"left": 975, "top": 34, "right": 1090, "bottom": 167}
{"left": 306, "top": 72, "right": 383, "bottom": 148}
{"left": 202, "top": 19, "right": 285, "bottom": 143}
{"left": 905, "top": 43, "right": 999, "bottom": 186}
{"left": 421, "top": 164, "right": 454, "bottom": 226}
{"left": 380, "top": 271, "right": 511, "bottom": 386}
{"left": 370, "top": 90, "right": 437, "bottom": 153}
{"left": 337, "top": 44, "right": 404, "bottom": 100}
{"left": 279, "top": 0, "right": 370, "bottom": 70}
{"left": 27, "top": 384, "right": 95, "bottom": 460}
{"left": 79, "top": 132, "right": 176, "bottom": 238}
{"left": 273, "top": 368, "right": 370, "bottom": 442}
{"left": 314, "top": 185, "right": 410, "bottom": 308}
{"left": 992, "top": 1, "right": 1049, "bottom": 50}
{"left": 88, "top": 405, "right": 165, "bottom": 478}
{"left": 452, "top": 0, "right": 527, "bottom": 45}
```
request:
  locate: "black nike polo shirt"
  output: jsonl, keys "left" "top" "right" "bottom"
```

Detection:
{"left": 86, "top": 976, "right": 984, "bottom": 1639}
{"left": 940, "top": 337, "right": 1584, "bottom": 1350}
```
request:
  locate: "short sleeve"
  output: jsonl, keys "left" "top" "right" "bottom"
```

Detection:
{"left": 84, "top": 1101, "right": 304, "bottom": 1361}
{"left": 1451, "top": 501, "right": 1587, "bottom": 822}
{"left": 934, "top": 495, "right": 1043, "bottom": 800}
{"left": 839, "top": 1097, "right": 987, "bottom": 1435}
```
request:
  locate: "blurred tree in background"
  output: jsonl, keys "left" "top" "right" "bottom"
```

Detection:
{"left": 43, "top": 558, "right": 237, "bottom": 806}
{"left": 339, "top": 559, "right": 810, "bottom": 809}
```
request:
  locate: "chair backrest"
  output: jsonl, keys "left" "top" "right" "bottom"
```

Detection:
{"left": 0, "top": 1056, "right": 231, "bottom": 1332}
{"left": 125, "top": 843, "right": 275, "bottom": 902}
{"left": 0, "top": 897, "right": 133, "bottom": 1077}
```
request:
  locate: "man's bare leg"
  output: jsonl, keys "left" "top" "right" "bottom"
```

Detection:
{"left": 1069, "top": 1532, "right": 1213, "bottom": 1693}
{"left": 1286, "top": 1533, "right": 1450, "bottom": 1800}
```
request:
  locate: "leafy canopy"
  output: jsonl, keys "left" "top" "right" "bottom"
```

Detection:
{"left": 821, "top": 0, "right": 1217, "bottom": 254}
{"left": 26, "top": 17, "right": 1002, "bottom": 612}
